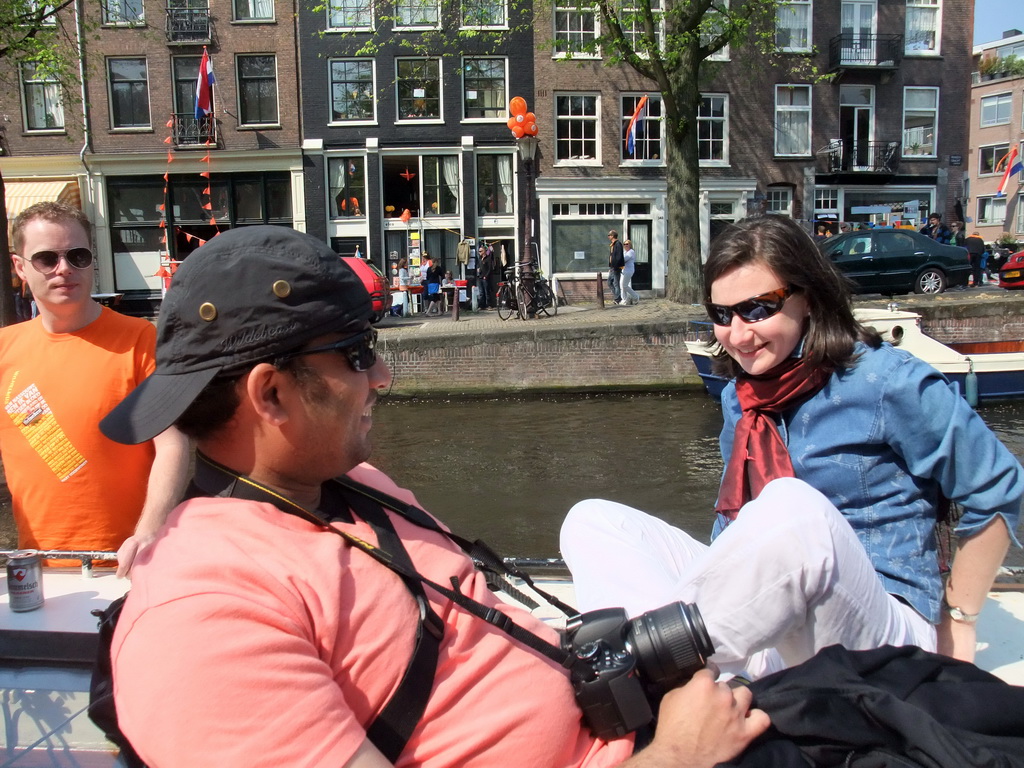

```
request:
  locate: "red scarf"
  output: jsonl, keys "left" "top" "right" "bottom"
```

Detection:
{"left": 716, "top": 357, "right": 832, "bottom": 520}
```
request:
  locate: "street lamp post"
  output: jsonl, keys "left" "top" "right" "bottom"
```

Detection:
{"left": 507, "top": 97, "right": 539, "bottom": 318}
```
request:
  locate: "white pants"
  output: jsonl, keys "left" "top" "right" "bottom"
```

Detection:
{"left": 619, "top": 270, "right": 639, "bottom": 304}
{"left": 560, "top": 478, "right": 936, "bottom": 679}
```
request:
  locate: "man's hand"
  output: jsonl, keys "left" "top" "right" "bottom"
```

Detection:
{"left": 624, "top": 670, "right": 770, "bottom": 768}
{"left": 116, "top": 530, "right": 157, "bottom": 578}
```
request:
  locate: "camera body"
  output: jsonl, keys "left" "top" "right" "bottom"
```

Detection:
{"left": 564, "top": 601, "right": 714, "bottom": 740}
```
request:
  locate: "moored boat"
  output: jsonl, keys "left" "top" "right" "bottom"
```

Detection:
{"left": 686, "top": 307, "right": 1024, "bottom": 402}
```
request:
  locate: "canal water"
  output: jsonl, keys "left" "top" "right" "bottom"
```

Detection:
{"left": 369, "top": 391, "right": 1024, "bottom": 567}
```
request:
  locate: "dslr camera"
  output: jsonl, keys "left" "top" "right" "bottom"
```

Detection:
{"left": 564, "top": 601, "right": 714, "bottom": 740}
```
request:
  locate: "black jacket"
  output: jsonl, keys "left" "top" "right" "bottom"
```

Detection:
{"left": 720, "top": 645, "right": 1024, "bottom": 768}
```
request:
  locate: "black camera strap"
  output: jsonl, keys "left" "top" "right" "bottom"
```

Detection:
{"left": 188, "top": 454, "right": 576, "bottom": 755}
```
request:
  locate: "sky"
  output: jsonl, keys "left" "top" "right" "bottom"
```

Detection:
{"left": 974, "top": 0, "right": 1023, "bottom": 46}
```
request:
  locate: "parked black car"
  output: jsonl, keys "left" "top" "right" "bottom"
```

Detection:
{"left": 819, "top": 229, "right": 971, "bottom": 295}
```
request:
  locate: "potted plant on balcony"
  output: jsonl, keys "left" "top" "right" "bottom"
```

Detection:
{"left": 978, "top": 53, "right": 1000, "bottom": 80}
{"left": 996, "top": 231, "right": 1018, "bottom": 251}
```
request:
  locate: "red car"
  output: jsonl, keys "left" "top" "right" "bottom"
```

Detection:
{"left": 999, "top": 249, "right": 1024, "bottom": 290}
{"left": 342, "top": 256, "right": 391, "bottom": 323}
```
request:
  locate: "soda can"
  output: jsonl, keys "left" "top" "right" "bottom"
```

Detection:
{"left": 6, "top": 550, "right": 44, "bottom": 612}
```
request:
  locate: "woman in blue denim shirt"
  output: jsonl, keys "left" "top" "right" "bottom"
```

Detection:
{"left": 562, "top": 216, "right": 1021, "bottom": 677}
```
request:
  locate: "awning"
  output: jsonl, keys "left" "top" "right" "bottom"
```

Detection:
{"left": 4, "top": 179, "right": 82, "bottom": 220}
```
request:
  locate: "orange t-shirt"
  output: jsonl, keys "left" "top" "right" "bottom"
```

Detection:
{"left": 0, "top": 308, "right": 157, "bottom": 554}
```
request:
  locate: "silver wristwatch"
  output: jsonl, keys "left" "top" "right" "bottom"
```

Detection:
{"left": 945, "top": 604, "right": 980, "bottom": 624}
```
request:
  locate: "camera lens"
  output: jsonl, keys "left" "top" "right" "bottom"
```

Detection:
{"left": 627, "top": 602, "right": 714, "bottom": 694}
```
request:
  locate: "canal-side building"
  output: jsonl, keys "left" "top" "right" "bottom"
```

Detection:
{"left": 531, "top": 0, "right": 973, "bottom": 297}
{"left": 968, "top": 28, "right": 1024, "bottom": 244}
{"left": 296, "top": 0, "right": 534, "bottom": 280}
{"left": 0, "top": 0, "right": 303, "bottom": 314}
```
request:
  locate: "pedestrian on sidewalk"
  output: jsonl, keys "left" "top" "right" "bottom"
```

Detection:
{"left": 619, "top": 239, "right": 639, "bottom": 305}
{"left": 607, "top": 230, "right": 624, "bottom": 303}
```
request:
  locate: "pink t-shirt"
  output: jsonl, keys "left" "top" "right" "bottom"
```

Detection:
{"left": 112, "top": 463, "right": 634, "bottom": 767}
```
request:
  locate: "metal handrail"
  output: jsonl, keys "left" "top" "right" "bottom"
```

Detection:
{"left": 828, "top": 33, "right": 904, "bottom": 70}
{"left": 1, "top": 549, "right": 117, "bottom": 578}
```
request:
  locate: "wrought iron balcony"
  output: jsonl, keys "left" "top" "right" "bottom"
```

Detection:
{"left": 820, "top": 139, "right": 901, "bottom": 174}
{"left": 828, "top": 33, "right": 904, "bottom": 71}
{"left": 171, "top": 113, "right": 217, "bottom": 147}
{"left": 166, "top": 4, "right": 210, "bottom": 43}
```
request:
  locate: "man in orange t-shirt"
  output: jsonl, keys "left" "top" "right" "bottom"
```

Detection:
{"left": 0, "top": 202, "right": 189, "bottom": 574}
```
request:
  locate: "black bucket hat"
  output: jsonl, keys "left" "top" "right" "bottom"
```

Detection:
{"left": 100, "top": 226, "right": 371, "bottom": 445}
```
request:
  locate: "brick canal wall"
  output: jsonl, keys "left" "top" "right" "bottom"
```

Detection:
{"left": 380, "top": 297, "right": 1024, "bottom": 397}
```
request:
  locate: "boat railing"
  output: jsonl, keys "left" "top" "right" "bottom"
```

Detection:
{"left": 0, "top": 549, "right": 117, "bottom": 578}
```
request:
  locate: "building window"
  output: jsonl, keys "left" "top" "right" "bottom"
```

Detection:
{"left": 981, "top": 92, "right": 1012, "bottom": 127}
{"left": 461, "top": 0, "right": 505, "bottom": 28}
{"left": 463, "top": 57, "right": 505, "bottom": 120}
{"left": 554, "top": 2, "right": 598, "bottom": 58}
{"left": 328, "top": 0, "right": 371, "bottom": 29}
{"left": 423, "top": 155, "right": 459, "bottom": 216}
{"left": 237, "top": 54, "right": 278, "bottom": 126}
{"left": 397, "top": 58, "right": 441, "bottom": 120}
{"left": 703, "top": 0, "right": 730, "bottom": 60}
{"left": 171, "top": 56, "right": 216, "bottom": 145}
{"left": 328, "top": 157, "right": 366, "bottom": 218}
{"left": 20, "top": 63, "right": 64, "bottom": 131}
{"left": 774, "top": 85, "right": 811, "bottom": 156}
{"left": 555, "top": 93, "right": 599, "bottom": 163}
{"left": 814, "top": 187, "right": 839, "bottom": 220}
{"left": 102, "top": 0, "right": 143, "bottom": 24}
{"left": 330, "top": 60, "right": 374, "bottom": 122}
{"left": 619, "top": 0, "right": 664, "bottom": 53}
{"left": 24, "top": 0, "right": 56, "bottom": 25}
{"left": 698, "top": 94, "right": 727, "bottom": 164}
{"left": 621, "top": 94, "right": 663, "bottom": 163}
{"left": 902, "top": 86, "right": 937, "bottom": 156}
{"left": 395, "top": 0, "right": 439, "bottom": 27}
{"left": 1017, "top": 193, "right": 1024, "bottom": 234}
{"left": 979, "top": 144, "right": 1010, "bottom": 176}
{"left": 977, "top": 196, "right": 1006, "bottom": 225}
{"left": 767, "top": 187, "right": 793, "bottom": 215}
{"left": 776, "top": 0, "right": 811, "bottom": 52}
{"left": 234, "top": 0, "right": 274, "bottom": 21}
{"left": 476, "top": 154, "right": 513, "bottom": 215}
{"left": 108, "top": 57, "right": 150, "bottom": 129}
{"left": 905, "top": 0, "right": 940, "bottom": 54}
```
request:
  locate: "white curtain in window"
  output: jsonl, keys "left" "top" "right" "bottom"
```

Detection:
{"left": 442, "top": 156, "right": 459, "bottom": 212}
{"left": 630, "top": 226, "right": 650, "bottom": 264}
{"left": 906, "top": 7, "right": 936, "bottom": 51}
{"left": 777, "top": 112, "right": 809, "bottom": 155}
{"left": 496, "top": 155, "right": 512, "bottom": 213}
{"left": 254, "top": 0, "right": 272, "bottom": 15}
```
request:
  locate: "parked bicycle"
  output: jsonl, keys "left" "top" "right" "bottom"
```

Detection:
{"left": 496, "top": 262, "right": 558, "bottom": 320}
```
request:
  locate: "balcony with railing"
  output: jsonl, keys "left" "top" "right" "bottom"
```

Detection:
{"left": 171, "top": 113, "right": 217, "bottom": 147}
{"left": 828, "top": 34, "right": 903, "bottom": 72}
{"left": 166, "top": 3, "right": 210, "bottom": 43}
{"left": 820, "top": 140, "right": 901, "bottom": 174}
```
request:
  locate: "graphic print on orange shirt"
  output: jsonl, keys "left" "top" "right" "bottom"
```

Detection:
{"left": 5, "top": 381, "right": 87, "bottom": 481}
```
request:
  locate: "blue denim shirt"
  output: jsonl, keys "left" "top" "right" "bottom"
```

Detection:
{"left": 715, "top": 342, "right": 1023, "bottom": 624}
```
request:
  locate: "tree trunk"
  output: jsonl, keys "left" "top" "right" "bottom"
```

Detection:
{"left": 663, "top": 79, "right": 705, "bottom": 305}
{"left": 0, "top": 170, "right": 15, "bottom": 327}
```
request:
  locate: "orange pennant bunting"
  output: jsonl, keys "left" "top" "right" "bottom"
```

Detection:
{"left": 166, "top": 118, "right": 174, "bottom": 128}
{"left": 163, "top": 173, "right": 169, "bottom": 181}
{"left": 163, "top": 136, "right": 172, "bottom": 144}
{"left": 167, "top": 152, "right": 174, "bottom": 163}
{"left": 202, "top": 187, "right": 211, "bottom": 195}
{"left": 201, "top": 155, "right": 211, "bottom": 164}
{"left": 209, "top": 217, "right": 217, "bottom": 225}
{"left": 200, "top": 171, "right": 210, "bottom": 179}
{"left": 157, "top": 203, "right": 165, "bottom": 211}
{"left": 202, "top": 202, "right": 212, "bottom": 210}
{"left": 155, "top": 267, "right": 170, "bottom": 278}
{"left": 158, "top": 220, "right": 166, "bottom": 228}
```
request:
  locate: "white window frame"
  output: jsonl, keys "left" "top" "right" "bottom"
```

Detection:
{"left": 475, "top": 152, "right": 515, "bottom": 217}
{"left": 553, "top": 2, "right": 599, "bottom": 59}
{"left": 902, "top": 86, "right": 938, "bottom": 157}
{"left": 22, "top": 0, "right": 56, "bottom": 26}
{"left": 981, "top": 92, "right": 1012, "bottom": 127}
{"left": 395, "top": 57, "right": 443, "bottom": 123}
{"left": 775, "top": 0, "right": 812, "bottom": 53}
{"left": 107, "top": 56, "right": 152, "bottom": 130}
{"left": 905, "top": 0, "right": 940, "bottom": 55}
{"left": 236, "top": 54, "right": 280, "bottom": 128}
{"left": 327, "top": 156, "right": 367, "bottom": 219}
{"left": 329, "top": 59, "right": 376, "bottom": 125}
{"left": 703, "top": 0, "right": 730, "bottom": 61}
{"left": 978, "top": 143, "right": 1010, "bottom": 176}
{"left": 774, "top": 84, "right": 811, "bottom": 157}
{"left": 394, "top": 0, "right": 440, "bottom": 30}
{"left": 620, "top": 93, "right": 664, "bottom": 166}
{"left": 617, "top": 0, "right": 664, "bottom": 56}
{"left": 554, "top": 92, "right": 601, "bottom": 166}
{"left": 326, "top": 0, "right": 372, "bottom": 30}
{"left": 462, "top": 56, "right": 507, "bottom": 122}
{"left": 102, "top": 0, "right": 144, "bottom": 25}
{"left": 233, "top": 0, "right": 274, "bottom": 21}
{"left": 977, "top": 195, "right": 1007, "bottom": 226}
{"left": 460, "top": 0, "right": 507, "bottom": 29}
{"left": 767, "top": 188, "right": 793, "bottom": 216}
{"left": 1017, "top": 192, "right": 1024, "bottom": 234}
{"left": 698, "top": 93, "right": 728, "bottom": 166}
{"left": 20, "top": 62, "right": 64, "bottom": 132}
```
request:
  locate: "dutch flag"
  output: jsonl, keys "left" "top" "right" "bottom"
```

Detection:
{"left": 626, "top": 95, "right": 649, "bottom": 157}
{"left": 195, "top": 47, "right": 216, "bottom": 120}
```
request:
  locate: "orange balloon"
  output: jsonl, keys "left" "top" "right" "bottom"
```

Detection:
{"left": 515, "top": 114, "right": 525, "bottom": 123}
{"left": 511, "top": 124, "right": 525, "bottom": 138}
{"left": 525, "top": 122, "right": 539, "bottom": 136}
{"left": 509, "top": 97, "right": 527, "bottom": 116}
{"left": 507, "top": 116, "right": 517, "bottom": 130}
{"left": 525, "top": 112, "right": 536, "bottom": 124}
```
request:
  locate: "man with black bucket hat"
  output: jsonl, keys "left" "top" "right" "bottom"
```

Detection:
{"left": 100, "top": 225, "right": 767, "bottom": 768}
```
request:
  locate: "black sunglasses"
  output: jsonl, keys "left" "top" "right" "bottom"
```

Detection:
{"left": 704, "top": 287, "right": 792, "bottom": 327}
{"left": 23, "top": 247, "right": 94, "bottom": 273}
{"left": 275, "top": 328, "right": 378, "bottom": 372}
